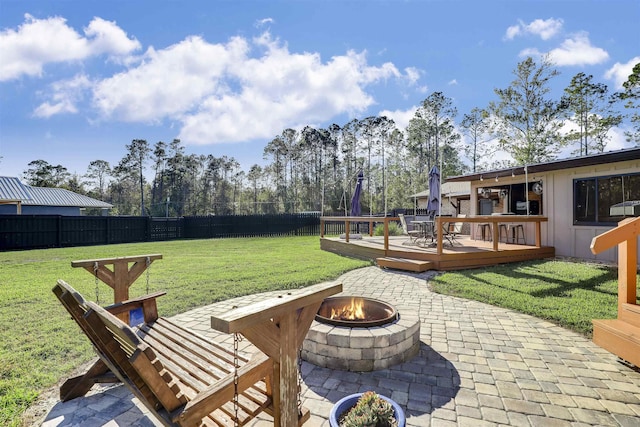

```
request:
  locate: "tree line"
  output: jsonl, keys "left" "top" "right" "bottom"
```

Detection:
{"left": 19, "top": 57, "right": 640, "bottom": 216}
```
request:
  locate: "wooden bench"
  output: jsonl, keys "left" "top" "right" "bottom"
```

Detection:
{"left": 54, "top": 280, "right": 280, "bottom": 426}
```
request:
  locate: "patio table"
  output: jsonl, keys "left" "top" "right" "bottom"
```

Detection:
{"left": 411, "top": 220, "right": 435, "bottom": 246}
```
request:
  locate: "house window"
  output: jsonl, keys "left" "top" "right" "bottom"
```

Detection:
{"left": 574, "top": 173, "right": 640, "bottom": 225}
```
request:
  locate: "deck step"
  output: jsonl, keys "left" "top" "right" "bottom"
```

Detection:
{"left": 621, "top": 303, "right": 640, "bottom": 328}
{"left": 376, "top": 257, "right": 433, "bottom": 272}
{"left": 592, "top": 319, "right": 640, "bottom": 368}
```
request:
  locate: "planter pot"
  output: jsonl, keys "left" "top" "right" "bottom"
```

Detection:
{"left": 329, "top": 393, "right": 406, "bottom": 427}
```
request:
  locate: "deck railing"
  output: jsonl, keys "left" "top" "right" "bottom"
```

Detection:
{"left": 590, "top": 216, "right": 639, "bottom": 320}
{"left": 433, "top": 215, "right": 548, "bottom": 255}
{"left": 320, "top": 216, "right": 398, "bottom": 248}
{"left": 589, "top": 216, "right": 640, "bottom": 367}
{"left": 321, "top": 215, "right": 548, "bottom": 255}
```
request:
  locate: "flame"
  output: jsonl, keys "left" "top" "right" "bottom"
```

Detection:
{"left": 330, "top": 297, "right": 366, "bottom": 320}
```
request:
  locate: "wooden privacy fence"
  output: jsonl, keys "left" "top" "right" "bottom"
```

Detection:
{"left": 0, "top": 214, "right": 324, "bottom": 251}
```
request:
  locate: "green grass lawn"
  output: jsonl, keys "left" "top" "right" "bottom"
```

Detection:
{"left": 431, "top": 258, "right": 639, "bottom": 336}
{"left": 3, "top": 237, "right": 636, "bottom": 427}
{"left": 0, "top": 236, "right": 371, "bottom": 427}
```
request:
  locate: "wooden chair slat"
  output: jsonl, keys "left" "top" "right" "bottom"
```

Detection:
{"left": 154, "top": 317, "right": 249, "bottom": 363}
{"left": 141, "top": 325, "right": 234, "bottom": 377}
{"left": 146, "top": 318, "right": 245, "bottom": 363}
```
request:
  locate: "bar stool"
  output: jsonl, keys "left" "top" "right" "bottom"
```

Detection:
{"left": 511, "top": 224, "right": 526, "bottom": 244}
{"left": 476, "top": 223, "right": 492, "bottom": 241}
{"left": 498, "top": 224, "right": 510, "bottom": 242}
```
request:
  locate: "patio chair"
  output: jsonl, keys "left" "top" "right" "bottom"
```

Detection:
{"left": 398, "top": 213, "right": 422, "bottom": 245}
{"left": 443, "top": 214, "right": 465, "bottom": 245}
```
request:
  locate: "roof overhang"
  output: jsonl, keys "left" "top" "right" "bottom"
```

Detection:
{"left": 446, "top": 147, "right": 640, "bottom": 183}
{"left": 0, "top": 199, "right": 23, "bottom": 214}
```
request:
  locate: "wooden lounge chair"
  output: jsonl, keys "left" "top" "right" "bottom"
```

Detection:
{"left": 53, "top": 280, "right": 301, "bottom": 426}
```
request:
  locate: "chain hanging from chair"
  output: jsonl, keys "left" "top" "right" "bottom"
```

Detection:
{"left": 232, "top": 332, "right": 242, "bottom": 427}
{"left": 297, "top": 345, "right": 303, "bottom": 417}
{"left": 93, "top": 261, "right": 100, "bottom": 304}
{"left": 145, "top": 256, "right": 151, "bottom": 294}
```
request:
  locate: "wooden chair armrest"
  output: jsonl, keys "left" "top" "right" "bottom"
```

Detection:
{"left": 104, "top": 291, "right": 167, "bottom": 322}
{"left": 176, "top": 353, "right": 273, "bottom": 426}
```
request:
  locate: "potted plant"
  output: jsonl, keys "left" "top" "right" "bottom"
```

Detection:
{"left": 329, "top": 391, "right": 406, "bottom": 427}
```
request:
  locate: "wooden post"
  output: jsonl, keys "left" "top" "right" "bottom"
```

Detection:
{"left": 436, "top": 217, "right": 444, "bottom": 255}
{"left": 620, "top": 238, "right": 638, "bottom": 308}
{"left": 492, "top": 221, "right": 500, "bottom": 251}
{"left": 345, "top": 220, "right": 350, "bottom": 242}
{"left": 279, "top": 311, "right": 297, "bottom": 426}
{"left": 383, "top": 219, "right": 389, "bottom": 253}
{"left": 591, "top": 217, "right": 639, "bottom": 314}
{"left": 211, "top": 281, "right": 342, "bottom": 427}
{"left": 71, "top": 254, "right": 162, "bottom": 322}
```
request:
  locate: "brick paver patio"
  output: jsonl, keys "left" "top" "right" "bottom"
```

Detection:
{"left": 42, "top": 266, "right": 640, "bottom": 426}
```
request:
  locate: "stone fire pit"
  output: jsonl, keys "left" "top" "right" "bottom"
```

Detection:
{"left": 302, "top": 296, "right": 420, "bottom": 371}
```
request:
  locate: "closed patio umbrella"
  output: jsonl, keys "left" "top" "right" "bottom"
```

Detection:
{"left": 427, "top": 166, "right": 440, "bottom": 216}
{"left": 350, "top": 170, "right": 363, "bottom": 217}
{"left": 350, "top": 170, "right": 364, "bottom": 236}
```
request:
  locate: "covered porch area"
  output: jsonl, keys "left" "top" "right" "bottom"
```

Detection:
{"left": 320, "top": 215, "right": 555, "bottom": 272}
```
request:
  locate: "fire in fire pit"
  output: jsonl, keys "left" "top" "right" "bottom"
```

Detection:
{"left": 315, "top": 296, "right": 398, "bottom": 327}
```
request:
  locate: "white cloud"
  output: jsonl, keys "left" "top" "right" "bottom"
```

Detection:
{"left": 92, "top": 32, "right": 410, "bottom": 144}
{"left": 255, "top": 18, "right": 274, "bottom": 28}
{"left": 378, "top": 107, "right": 417, "bottom": 130}
{"left": 84, "top": 17, "right": 141, "bottom": 57}
{"left": 606, "top": 126, "right": 634, "bottom": 151}
{"left": 605, "top": 56, "right": 640, "bottom": 89}
{"left": 0, "top": 14, "right": 140, "bottom": 81}
{"left": 505, "top": 24, "right": 521, "bottom": 40}
{"left": 504, "top": 18, "right": 563, "bottom": 41}
{"left": 7, "top": 15, "right": 418, "bottom": 144}
{"left": 404, "top": 67, "right": 421, "bottom": 85}
{"left": 518, "top": 47, "right": 543, "bottom": 58}
{"left": 93, "top": 35, "right": 245, "bottom": 123}
{"left": 448, "top": 79, "right": 458, "bottom": 86}
{"left": 527, "top": 18, "right": 564, "bottom": 40}
{"left": 546, "top": 32, "right": 609, "bottom": 66}
{"left": 33, "top": 74, "right": 92, "bottom": 118}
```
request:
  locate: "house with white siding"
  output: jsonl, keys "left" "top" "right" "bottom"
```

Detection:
{"left": 445, "top": 147, "right": 640, "bottom": 264}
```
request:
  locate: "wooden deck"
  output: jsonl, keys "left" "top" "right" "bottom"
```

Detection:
{"left": 321, "top": 235, "right": 555, "bottom": 272}
{"left": 320, "top": 215, "right": 554, "bottom": 272}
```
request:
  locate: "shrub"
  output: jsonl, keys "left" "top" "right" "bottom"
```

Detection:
{"left": 373, "top": 222, "right": 402, "bottom": 236}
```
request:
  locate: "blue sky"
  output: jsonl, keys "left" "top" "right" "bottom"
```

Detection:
{"left": 1, "top": 0, "right": 638, "bottom": 180}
